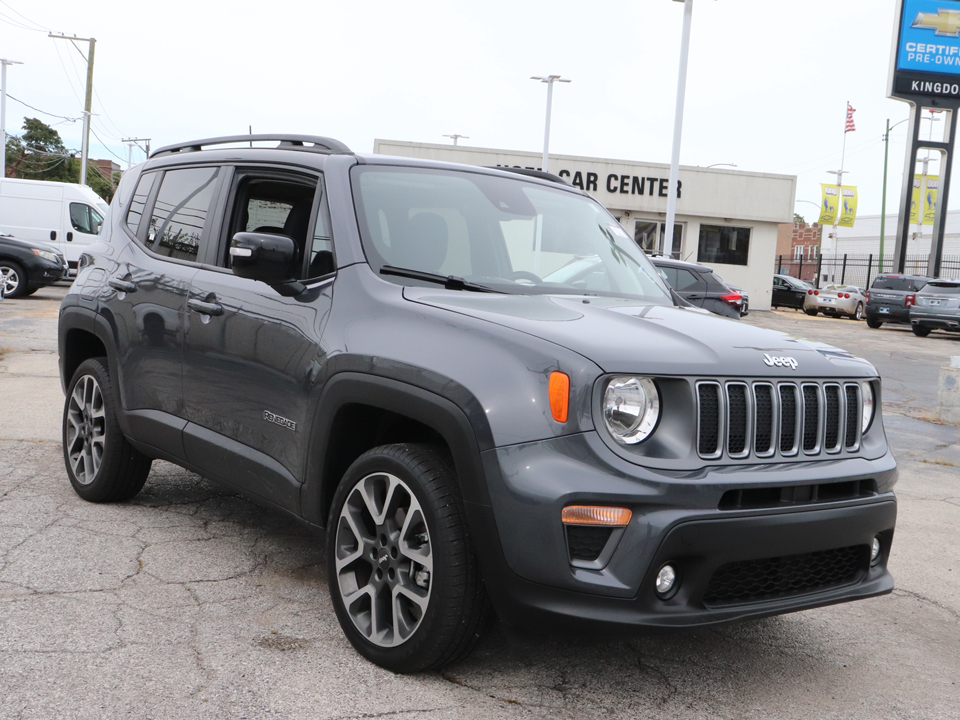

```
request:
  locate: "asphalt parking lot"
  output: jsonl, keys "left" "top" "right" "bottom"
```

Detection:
{"left": 1, "top": 286, "right": 958, "bottom": 720}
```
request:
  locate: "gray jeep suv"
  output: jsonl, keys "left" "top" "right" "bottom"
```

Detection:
{"left": 59, "top": 135, "right": 897, "bottom": 673}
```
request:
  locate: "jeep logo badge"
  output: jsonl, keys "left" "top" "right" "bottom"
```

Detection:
{"left": 763, "top": 353, "right": 798, "bottom": 370}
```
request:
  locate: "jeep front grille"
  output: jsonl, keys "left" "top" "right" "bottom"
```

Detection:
{"left": 696, "top": 380, "right": 864, "bottom": 460}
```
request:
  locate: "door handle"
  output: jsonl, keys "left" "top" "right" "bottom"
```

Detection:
{"left": 67, "top": 232, "right": 74, "bottom": 241}
{"left": 108, "top": 278, "right": 137, "bottom": 293}
{"left": 188, "top": 298, "right": 223, "bottom": 316}
{"left": 50, "top": 230, "right": 57, "bottom": 241}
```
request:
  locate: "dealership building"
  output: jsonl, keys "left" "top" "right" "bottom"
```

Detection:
{"left": 374, "top": 140, "right": 796, "bottom": 310}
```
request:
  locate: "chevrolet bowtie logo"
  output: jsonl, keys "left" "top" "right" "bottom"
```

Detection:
{"left": 913, "top": 9, "right": 960, "bottom": 37}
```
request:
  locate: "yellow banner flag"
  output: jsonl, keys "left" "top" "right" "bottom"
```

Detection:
{"left": 910, "top": 175, "right": 939, "bottom": 225}
{"left": 837, "top": 186, "right": 857, "bottom": 228}
{"left": 923, "top": 175, "right": 939, "bottom": 226}
{"left": 818, "top": 184, "right": 839, "bottom": 226}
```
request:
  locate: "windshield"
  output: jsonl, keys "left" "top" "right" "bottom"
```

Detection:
{"left": 352, "top": 166, "right": 671, "bottom": 302}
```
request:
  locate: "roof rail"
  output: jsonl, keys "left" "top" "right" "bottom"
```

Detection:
{"left": 489, "top": 167, "right": 570, "bottom": 185}
{"left": 150, "top": 134, "right": 352, "bottom": 158}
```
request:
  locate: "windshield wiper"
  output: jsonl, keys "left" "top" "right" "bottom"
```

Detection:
{"left": 380, "top": 265, "right": 502, "bottom": 293}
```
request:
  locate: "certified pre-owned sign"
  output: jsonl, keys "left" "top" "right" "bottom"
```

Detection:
{"left": 890, "top": 0, "right": 960, "bottom": 102}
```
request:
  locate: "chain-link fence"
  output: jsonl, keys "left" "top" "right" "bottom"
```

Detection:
{"left": 775, "top": 254, "right": 960, "bottom": 289}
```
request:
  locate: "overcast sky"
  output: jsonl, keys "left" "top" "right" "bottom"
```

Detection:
{"left": 0, "top": 0, "right": 937, "bottom": 219}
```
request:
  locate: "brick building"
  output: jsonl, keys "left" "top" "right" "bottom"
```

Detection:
{"left": 775, "top": 222, "right": 822, "bottom": 282}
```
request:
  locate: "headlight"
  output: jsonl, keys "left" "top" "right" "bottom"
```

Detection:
{"left": 861, "top": 380, "right": 875, "bottom": 433}
{"left": 31, "top": 248, "right": 60, "bottom": 264}
{"left": 602, "top": 376, "right": 660, "bottom": 444}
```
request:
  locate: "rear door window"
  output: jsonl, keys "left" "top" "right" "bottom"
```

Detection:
{"left": 145, "top": 167, "right": 221, "bottom": 262}
{"left": 871, "top": 276, "right": 930, "bottom": 291}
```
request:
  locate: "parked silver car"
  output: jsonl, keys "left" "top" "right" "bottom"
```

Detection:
{"left": 909, "top": 279, "right": 960, "bottom": 337}
{"left": 804, "top": 284, "right": 866, "bottom": 320}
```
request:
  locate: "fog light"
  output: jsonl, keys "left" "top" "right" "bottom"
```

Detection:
{"left": 655, "top": 564, "right": 677, "bottom": 597}
{"left": 871, "top": 536, "right": 882, "bottom": 565}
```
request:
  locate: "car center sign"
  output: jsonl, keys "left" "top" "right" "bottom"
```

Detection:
{"left": 890, "top": 0, "right": 960, "bottom": 102}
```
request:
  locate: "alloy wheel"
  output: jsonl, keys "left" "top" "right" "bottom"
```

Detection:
{"left": 334, "top": 471, "right": 433, "bottom": 647}
{"left": 65, "top": 375, "right": 106, "bottom": 485}
{"left": 0, "top": 267, "right": 20, "bottom": 297}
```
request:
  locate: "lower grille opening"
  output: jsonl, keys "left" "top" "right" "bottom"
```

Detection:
{"left": 702, "top": 545, "right": 867, "bottom": 607}
{"left": 718, "top": 479, "right": 879, "bottom": 510}
{"left": 566, "top": 526, "right": 613, "bottom": 562}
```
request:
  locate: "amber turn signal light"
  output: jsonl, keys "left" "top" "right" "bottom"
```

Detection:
{"left": 549, "top": 371, "right": 569, "bottom": 423}
{"left": 561, "top": 505, "right": 633, "bottom": 527}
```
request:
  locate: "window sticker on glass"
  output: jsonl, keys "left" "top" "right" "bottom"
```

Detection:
{"left": 607, "top": 223, "right": 630, "bottom": 239}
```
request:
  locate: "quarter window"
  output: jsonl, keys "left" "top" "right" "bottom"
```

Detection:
{"left": 146, "top": 167, "right": 221, "bottom": 262}
{"left": 126, "top": 172, "right": 157, "bottom": 237}
{"left": 697, "top": 225, "right": 751, "bottom": 266}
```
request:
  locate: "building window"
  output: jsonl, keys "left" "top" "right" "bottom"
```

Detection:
{"left": 697, "top": 225, "right": 751, "bottom": 265}
{"left": 794, "top": 245, "right": 804, "bottom": 261}
{"left": 808, "top": 244, "right": 819, "bottom": 260}
{"left": 634, "top": 219, "right": 684, "bottom": 258}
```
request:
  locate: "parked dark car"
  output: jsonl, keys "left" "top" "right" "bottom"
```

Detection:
{"left": 771, "top": 274, "right": 814, "bottom": 309}
{"left": 865, "top": 273, "right": 934, "bottom": 329}
{"left": 0, "top": 233, "right": 67, "bottom": 298}
{"left": 727, "top": 283, "right": 749, "bottom": 316}
{"left": 909, "top": 280, "right": 960, "bottom": 336}
{"left": 59, "top": 134, "right": 897, "bottom": 673}
{"left": 651, "top": 256, "right": 742, "bottom": 318}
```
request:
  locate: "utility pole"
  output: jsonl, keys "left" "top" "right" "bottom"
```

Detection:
{"left": 665, "top": 0, "right": 694, "bottom": 258}
{"left": 122, "top": 137, "right": 150, "bottom": 169}
{"left": 49, "top": 34, "right": 96, "bottom": 186}
{"left": 0, "top": 59, "right": 23, "bottom": 181}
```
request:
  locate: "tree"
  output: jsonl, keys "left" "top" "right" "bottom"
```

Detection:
{"left": 5, "top": 117, "right": 77, "bottom": 183}
{"left": 794, "top": 212, "right": 806, "bottom": 225}
{"left": 5, "top": 117, "right": 116, "bottom": 201}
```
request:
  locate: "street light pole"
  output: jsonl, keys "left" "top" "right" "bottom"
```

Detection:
{"left": 530, "top": 75, "right": 570, "bottom": 172}
{"left": 665, "top": 0, "right": 694, "bottom": 257}
{"left": 442, "top": 134, "right": 469, "bottom": 146}
{"left": 0, "top": 59, "right": 23, "bottom": 181}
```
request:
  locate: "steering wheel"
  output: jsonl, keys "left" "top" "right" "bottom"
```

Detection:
{"left": 507, "top": 270, "right": 542, "bottom": 284}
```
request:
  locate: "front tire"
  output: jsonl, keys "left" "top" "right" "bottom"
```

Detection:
{"left": 0, "top": 261, "right": 26, "bottom": 298}
{"left": 62, "top": 358, "right": 151, "bottom": 502}
{"left": 852, "top": 303, "right": 863, "bottom": 320}
{"left": 327, "top": 444, "right": 489, "bottom": 672}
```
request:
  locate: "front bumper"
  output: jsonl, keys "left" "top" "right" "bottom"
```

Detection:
{"left": 473, "top": 431, "right": 897, "bottom": 635}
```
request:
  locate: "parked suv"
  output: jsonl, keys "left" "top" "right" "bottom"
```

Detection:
{"left": 865, "top": 273, "right": 933, "bottom": 329}
{"left": 650, "top": 256, "right": 742, "bottom": 318}
{"left": 59, "top": 135, "right": 897, "bottom": 673}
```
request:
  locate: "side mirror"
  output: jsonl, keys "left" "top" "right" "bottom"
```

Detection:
{"left": 230, "top": 232, "right": 298, "bottom": 285}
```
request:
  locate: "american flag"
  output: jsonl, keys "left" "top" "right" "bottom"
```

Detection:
{"left": 845, "top": 103, "right": 856, "bottom": 133}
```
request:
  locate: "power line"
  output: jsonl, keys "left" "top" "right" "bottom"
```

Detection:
{"left": 88, "top": 124, "right": 126, "bottom": 164}
{"left": 0, "top": 9, "right": 40, "bottom": 32}
{"left": 7, "top": 94, "right": 79, "bottom": 122}
{"left": 0, "top": 1, "right": 49, "bottom": 31}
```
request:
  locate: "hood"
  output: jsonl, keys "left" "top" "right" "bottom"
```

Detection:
{"left": 0, "top": 233, "right": 62, "bottom": 255}
{"left": 405, "top": 290, "right": 875, "bottom": 378}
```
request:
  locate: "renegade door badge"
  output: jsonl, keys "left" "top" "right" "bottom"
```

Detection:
{"left": 264, "top": 410, "right": 297, "bottom": 431}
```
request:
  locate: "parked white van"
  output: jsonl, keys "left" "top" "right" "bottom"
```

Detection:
{"left": 0, "top": 178, "right": 109, "bottom": 272}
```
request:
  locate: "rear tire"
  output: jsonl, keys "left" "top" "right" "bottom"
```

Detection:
{"left": 804, "top": 308, "right": 818, "bottom": 316}
{"left": 62, "top": 358, "right": 151, "bottom": 502}
{"left": 327, "top": 443, "right": 489, "bottom": 672}
{"left": 866, "top": 318, "right": 883, "bottom": 329}
{"left": 912, "top": 325, "right": 932, "bottom": 337}
{"left": 0, "top": 261, "right": 26, "bottom": 298}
